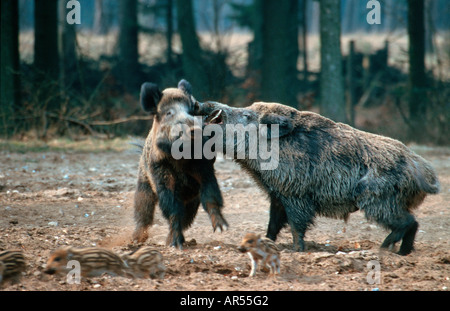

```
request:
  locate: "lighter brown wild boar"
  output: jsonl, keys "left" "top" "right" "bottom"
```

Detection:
{"left": 0, "top": 250, "right": 27, "bottom": 285}
{"left": 197, "top": 101, "right": 440, "bottom": 256}
{"left": 238, "top": 233, "right": 280, "bottom": 277}
{"left": 121, "top": 247, "right": 165, "bottom": 279}
{"left": 45, "top": 246, "right": 128, "bottom": 278}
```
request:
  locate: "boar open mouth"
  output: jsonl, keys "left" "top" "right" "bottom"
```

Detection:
{"left": 204, "top": 109, "right": 224, "bottom": 125}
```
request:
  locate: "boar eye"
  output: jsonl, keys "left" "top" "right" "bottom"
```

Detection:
{"left": 166, "top": 110, "right": 173, "bottom": 117}
{"left": 54, "top": 257, "right": 62, "bottom": 262}
{"left": 247, "top": 239, "right": 254, "bottom": 243}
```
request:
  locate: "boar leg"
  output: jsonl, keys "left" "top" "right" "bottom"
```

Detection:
{"left": 283, "top": 198, "right": 316, "bottom": 252}
{"left": 181, "top": 197, "right": 200, "bottom": 230}
{"left": 200, "top": 173, "right": 229, "bottom": 232}
{"left": 266, "top": 196, "right": 288, "bottom": 241}
{"left": 132, "top": 175, "right": 157, "bottom": 243}
{"left": 196, "top": 166, "right": 228, "bottom": 232}
{"left": 157, "top": 186, "right": 188, "bottom": 249}
{"left": 398, "top": 218, "right": 418, "bottom": 256}
{"left": 165, "top": 198, "right": 200, "bottom": 249}
{"left": 379, "top": 212, "right": 418, "bottom": 256}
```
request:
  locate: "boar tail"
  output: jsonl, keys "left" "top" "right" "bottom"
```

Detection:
{"left": 412, "top": 159, "right": 440, "bottom": 194}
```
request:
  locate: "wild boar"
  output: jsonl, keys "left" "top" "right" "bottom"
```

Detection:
{"left": 196, "top": 101, "right": 440, "bottom": 255}
{"left": 0, "top": 250, "right": 26, "bottom": 285}
{"left": 238, "top": 233, "right": 280, "bottom": 277}
{"left": 44, "top": 246, "right": 128, "bottom": 277}
{"left": 132, "top": 80, "right": 228, "bottom": 249}
{"left": 121, "top": 247, "right": 165, "bottom": 279}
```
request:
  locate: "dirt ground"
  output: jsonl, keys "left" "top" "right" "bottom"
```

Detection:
{"left": 0, "top": 140, "right": 449, "bottom": 291}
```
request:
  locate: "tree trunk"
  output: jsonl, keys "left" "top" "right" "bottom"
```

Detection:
{"left": 34, "top": 0, "right": 59, "bottom": 82}
{"left": 59, "top": 1, "right": 78, "bottom": 91}
{"left": 319, "top": 0, "right": 346, "bottom": 122}
{"left": 1, "top": 0, "right": 20, "bottom": 135}
{"left": 176, "top": 0, "right": 209, "bottom": 98}
{"left": 300, "top": 0, "right": 308, "bottom": 88}
{"left": 34, "top": 0, "right": 60, "bottom": 116}
{"left": 94, "top": 0, "right": 111, "bottom": 35}
{"left": 166, "top": 0, "right": 174, "bottom": 67}
{"left": 407, "top": 0, "right": 427, "bottom": 141}
{"left": 261, "top": 0, "right": 299, "bottom": 107}
{"left": 117, "top": 0, "right": 139, "bottom": 90}
{"left": 246, "top": 0, "right": 263, "bottom": 85}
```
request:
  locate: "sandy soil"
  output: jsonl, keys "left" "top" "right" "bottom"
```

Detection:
{"left": 0, "top": 141, "right": 449, "bottom": 291}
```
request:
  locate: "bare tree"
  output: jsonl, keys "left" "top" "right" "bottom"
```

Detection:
{"left": 319, "top": 0, "right": 346, "bottom": 122}
{"left": 59, "top": 0, "right": 78, "bottom": 91}
{"left": 300, "top": 0, "right": 308, "bottom": 87}
{"left": 175, "top": 0, "right": 209, "bottom": 97}
{"left": 94, "top": 0, "right": 111, "bottom": 35}
{"left": 116, "top": 0, "right": 139, "bottom": 90}
{"left": 1, "top": 0, "right": 20, "bottom": 135}
{"left": 34, "top": 0, "right": 60, "bottom": 118}
{"left": 166, "top": 0, "right": 174, "bottom": 67}
{"left": 261, "top": 0, "right": 299, "bottom": 107}
{"left": 34, "top": 0, "right": 59, "bottom": 82}
{"left": 407, "top": 0, "right": 427, "bottom": 141}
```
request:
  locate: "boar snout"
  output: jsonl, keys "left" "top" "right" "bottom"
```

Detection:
{"left": 44, "top": 268, "right": 56, "bottom": 275}
{"left": 237, "top": 245, "right": 248, "bottom": 253}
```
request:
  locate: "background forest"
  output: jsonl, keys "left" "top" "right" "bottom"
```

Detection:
{"left": 1, "top": 0, "right": 449, "bottom": 144}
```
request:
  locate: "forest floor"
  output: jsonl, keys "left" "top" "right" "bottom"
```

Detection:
{"left": 0, "top": 138, "right": 449, "bottom": 291}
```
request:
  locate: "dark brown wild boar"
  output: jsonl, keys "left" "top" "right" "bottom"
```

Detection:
{"left": 132, "top": 80, "right": 228, "bottom": 249}
{"left": 196, "top": 101, "right": 440, "bottom": 255}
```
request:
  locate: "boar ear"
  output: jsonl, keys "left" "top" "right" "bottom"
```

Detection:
{"left": 259, "top": 114, "right": 293, "bottom": 139}
{"left": 193, "top": 101, "right": 202, "bottom": 114}
{"left": 178, "top": 79, "right": 193, "bottom": 96}
{"left": 140, "top": 82, "right": 162, "bottom": 114}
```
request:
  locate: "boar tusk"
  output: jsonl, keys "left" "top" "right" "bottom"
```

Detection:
{"left": 209, "top": 109, "right": 222, "bottom": 123}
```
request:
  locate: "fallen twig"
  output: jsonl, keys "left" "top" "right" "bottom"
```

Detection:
{"left": 89, "top": 115, "right": 153, "bottom": 126}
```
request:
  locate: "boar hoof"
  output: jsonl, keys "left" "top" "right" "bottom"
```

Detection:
{"left": 211, "top": 214, "right": 229, "bottom": 233}
{"left": 132, "top": 229, "right": 149, "bottom": 243}
{"left": 167, "top": 232, "right": 185, "bottom": 250}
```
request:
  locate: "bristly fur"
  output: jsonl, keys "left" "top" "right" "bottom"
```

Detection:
{"left": 121, "top": 247, "right": 165, "bottom": 279}
{"left": 197, "top": 101, "right": 440, "bottom": 256}
{"left": 132, "top": 80, "right": 228, "bottom": 249}
{"left": 44, "top": 246, "right": 128, "bottom": 277}
{"left": 238, "top": 233, "right": 280, "bottom": 277}
{"left": 0, "top": 250, "right": 26, "bottom": 285}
